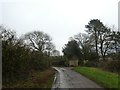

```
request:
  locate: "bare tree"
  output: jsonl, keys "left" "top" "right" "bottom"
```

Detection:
{"left": 24, "top": 31, "right": 54, "bottom": 53}
{"left": 73, "top": 33, "right": 97, "bottom": 61}
{"left": 0, "top": 25, "right": 17, "bottom": 45}
{"left": 74, "top": 33, "right": 89, "bottom": 48}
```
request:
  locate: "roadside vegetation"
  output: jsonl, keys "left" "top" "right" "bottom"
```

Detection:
{"left": 62, "top": 19, "right": 120, "bottom": 89}
{"left": 62, "top": 19, "right": 120, "bottom": 69}
{"left": 1, "top": 19, "right": 120, "bottom": 88}
{"left": 74, "top": 67, "right": 119, "bottom": 89}
{"left": 1, "top": 25, "right": 57, "bottom": 88}
{"left": 3, "top": 68, "right": 54, "bottom": 88}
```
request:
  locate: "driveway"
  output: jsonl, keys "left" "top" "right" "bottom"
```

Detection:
{"left": 52, "top": 67, "right": 104, "bottom": 89}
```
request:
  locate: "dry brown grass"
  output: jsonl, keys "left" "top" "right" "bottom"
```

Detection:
{"left": 5, "top": 68, "right": 55, "bottom": 88}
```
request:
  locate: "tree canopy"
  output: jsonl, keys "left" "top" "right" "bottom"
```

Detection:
{"left": 23, "top": 31, "right": 55, "bottom": 55}
{"left": 62, "top": 40, "right": 82, "bottom": 60}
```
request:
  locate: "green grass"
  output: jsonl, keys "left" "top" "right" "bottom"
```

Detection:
{"left": 74, "top": 67, "right": 119, "bottom": 89}
{"left": 4, "top": 68, "right": 55, "bottom": 88}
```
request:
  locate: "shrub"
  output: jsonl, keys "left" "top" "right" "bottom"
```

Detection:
{"left": 84, "top": 61, "right": 98, "bottom": 67}
{"left": 102, "top": 60, "right": 120, "bottom": 73}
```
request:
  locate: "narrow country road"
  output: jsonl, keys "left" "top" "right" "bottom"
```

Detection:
{"left": 52, "top": 67, "right": 104, "bottom": 89}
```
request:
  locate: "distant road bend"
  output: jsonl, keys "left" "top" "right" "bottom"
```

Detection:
{"left": 52, "top": 67, "right": 104, "bottom": 89}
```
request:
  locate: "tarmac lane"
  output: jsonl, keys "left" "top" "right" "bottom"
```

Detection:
{"left": 52, "top": 67, "right": 104, "bottom": 90}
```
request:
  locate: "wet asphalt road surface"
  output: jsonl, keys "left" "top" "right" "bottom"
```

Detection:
{"left": 52, "top": 67, "right": 104, "bottom": 90}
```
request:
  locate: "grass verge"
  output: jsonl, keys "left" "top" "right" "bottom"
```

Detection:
{"left": 3, "top": 68, "right": 55, "bottom": 89}
{"left": 73, "top": 67, "right": 119, "bottom": 89}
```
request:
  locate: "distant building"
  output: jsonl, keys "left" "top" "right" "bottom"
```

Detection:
{"left": 69, "top": 60, "right": 79, "bottom": 67}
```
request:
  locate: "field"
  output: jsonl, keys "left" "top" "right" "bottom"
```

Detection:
{"left": 74, "top": 67, "right": 119, "bottom": 89}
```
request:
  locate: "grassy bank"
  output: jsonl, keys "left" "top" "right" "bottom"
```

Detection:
{"left": 74, "top": 67, "right": 119, "bottom": 89}
{"left": 3, "top": 68, "right": 55, "bottom": 89}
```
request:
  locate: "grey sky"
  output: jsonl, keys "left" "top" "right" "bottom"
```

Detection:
{"left": 0, "top": 0, "right": 119, "bottom": 54}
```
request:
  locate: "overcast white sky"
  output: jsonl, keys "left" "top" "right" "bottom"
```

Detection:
{"left": 0, "top": 0, "right": 119, "bottom": 54}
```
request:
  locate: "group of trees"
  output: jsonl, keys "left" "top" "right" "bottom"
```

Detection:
{"left": 1, "top": 19, "right": 120, "bottom": 85}
{"left": 62, "top": 19, "right": 120, "bottom": 67}
{"left": 85, "top": 19, "right": 120, "bottom": 60}
{"left": 0, "top": 25, "right": 59, "bottom": 86}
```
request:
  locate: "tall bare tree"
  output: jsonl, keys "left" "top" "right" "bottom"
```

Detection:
{"left": 24, "top": 31, "right": 54, "bottom": 54}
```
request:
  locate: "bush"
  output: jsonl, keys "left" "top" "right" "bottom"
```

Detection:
{"left": 84, "top": 61, "right": 98, "bottom": 67}
{"left": 100, "top": 60, "right": 120, "bottom": 73}
{"left": 2, "top": 40, "right": 51, "bottom": 86}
